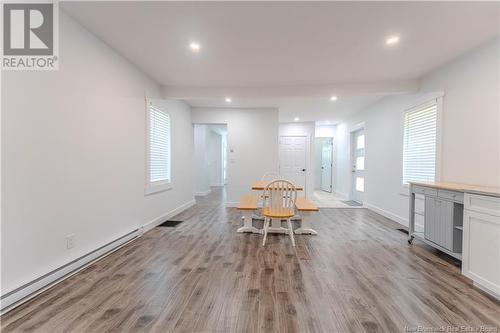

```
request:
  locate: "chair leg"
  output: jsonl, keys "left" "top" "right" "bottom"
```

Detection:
{"left": 287, "top": 218, "right": 295, "bottom": 247}
{"left": 262, "top": 217, "right": 269, "bottom": 246}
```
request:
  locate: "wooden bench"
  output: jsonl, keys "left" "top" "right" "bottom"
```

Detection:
{"left": 237, "top": 195, "right": 262, "bottom": 234}
{"left": 295, "top": 197, "right": 319, "bottom": 212}
{"left": 236, "top": 195, "right": 319, "bottom": 235}
{"left": 238, "top": 195, "right": 259, "bottom": 211}
{"left": 294, "top": 197, "right": 319, "bottom": 235}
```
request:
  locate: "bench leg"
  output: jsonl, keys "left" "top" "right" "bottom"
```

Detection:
{"left": 237, "top": 211, "right": 262, "bottom": 234}
{"left": 294, "top": 211, "right": 318, "bottom": 235}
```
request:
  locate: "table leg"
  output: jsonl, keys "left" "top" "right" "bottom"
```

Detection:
{"left": 408, "top": 184, "right": 415, "bottom": 244}
{"left": 266, "top": 218, "right": 290, "bottom": 234}
{"left": 294, "top": 211, "right": 318, "bottom": 235}
{"left": 237, "top": 211, "right": 262, "bottom": 234}
{"left": 251, "top": 190, "right": 265, "bottom": 220}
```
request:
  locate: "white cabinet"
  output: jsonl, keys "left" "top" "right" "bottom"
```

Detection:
{"left": 462, "top": 193, "right": 500, "bottom": 298}
{"left": 424, "top": 197, "right": 454, "bottom": 251}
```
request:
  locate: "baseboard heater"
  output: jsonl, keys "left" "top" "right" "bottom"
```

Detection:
{"left": 0, "top": 228, "right": 141, "bottom": 314}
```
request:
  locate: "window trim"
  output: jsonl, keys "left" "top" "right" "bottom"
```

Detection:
{"left": 400, "top": 93, "right": 443, "bottom": 196}
{"left": 145, "top": 99, "right": 172, "bottom": 196}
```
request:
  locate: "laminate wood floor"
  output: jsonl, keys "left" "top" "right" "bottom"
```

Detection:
{"left": 2, "top": 188, "right": 499, "bottom": 333}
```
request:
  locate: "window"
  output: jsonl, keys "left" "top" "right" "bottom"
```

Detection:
{"left": 356, "top": 156, "right": 365, "bottom": 171}
{"left": 146, "top": 102, "right": 171, "bottom": 194}
{"left": 356, "top": 134, "right": 365, "bottom": 149}
{"left": 403, "top": 100, "right": 438, "bottom": 185}
{"left": 356, "top": 177, "right": 364, "bottom": 192}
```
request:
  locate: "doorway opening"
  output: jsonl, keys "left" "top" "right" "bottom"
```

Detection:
{"left": 314, "top": 137, "right": 333, "bottom": 193}
{"left": 279, "top": 136, "right": 307, "bottom": 197}
{"left": 312, "top": 137, "right": 350, "bottom": 208}
{"left": 193, "top": 124, "right": 228, "bottom": 197}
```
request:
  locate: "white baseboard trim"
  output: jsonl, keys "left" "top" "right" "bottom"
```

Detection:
{"left": 0, "top": 199, "right": 197, "bottom": 314}
{"left": 0, "top": 229, "right": 139, "bottom": 314}
{"left": 141, "top": 199, "right": 196, "bottom": 232}
{"left": 364, "top": 202, "right": 408, "bottom": 227}
{"left": 194, "top": 190, "right": 211, "bottom": 196}
{"left": 474, "top": 281, "right": 500, "bottom": 301}
{"left": 225, "top": 202, "right": 238, "bottom": 208}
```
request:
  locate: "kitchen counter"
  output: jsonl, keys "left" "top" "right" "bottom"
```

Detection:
{"left": 410, "top": 181, "right": 500, "bottom": 197}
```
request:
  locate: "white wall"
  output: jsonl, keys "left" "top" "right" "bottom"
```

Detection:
{"left": 207, "top": 130, "right": 223, "bottom": 187}
{"left": 314, "top": 140, "right": 322, "bottom": 190}
{"left": 279, "top": 122, "right": 315, "bottom": 198}
{"left": 193, "top": 124, "right": 211, "bottom": 195}
{"left": 315, "top": 125, "right": 336, "bottom": 138}
{"left": 1, "top": 12, "right": 194, "bottom": 294}
{"left": 335, "top": 38, "right": 500, "bottom": 225}
{"left": 191, "top": 108, "right": 279, "bottom": 204}
{"left": 421, "top": 39, "right": 500, "bottom": 186}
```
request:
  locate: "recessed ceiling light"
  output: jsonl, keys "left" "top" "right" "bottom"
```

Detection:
{"left": 386, "top": 35, "right": 400, "bottom": 45}
{"left": 225, "top": 97, "right": 232, "bottom": 103}
{"left": 330, "top": 95, "right": 338, "bottom": 101}
{"left": 294, "top": 117, "right": 300, "bottom": 122}
{"left": 189, "top": 41, "right": 201, "bottom": 52}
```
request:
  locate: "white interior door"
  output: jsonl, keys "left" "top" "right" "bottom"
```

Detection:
{"left": 279, "top": 136, "right": 307, "bottom": 194}
{"left": 351, "top": 129, "right": 365, "bottom": 203}
{"left": 320, "top": 138, "right": 333, "bottom": 192}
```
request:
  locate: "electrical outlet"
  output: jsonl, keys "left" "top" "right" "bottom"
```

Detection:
{"left": 66, "top": 234, "right": 75, "bottom": 249}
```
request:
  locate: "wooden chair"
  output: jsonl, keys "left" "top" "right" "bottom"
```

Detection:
{"left": 256, "top": 172, "right": 280, "bottom": 215}
{"left": 262, "top": 179, "right": 297, "bottom": 246}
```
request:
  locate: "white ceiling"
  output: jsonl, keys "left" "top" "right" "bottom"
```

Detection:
{"left": 62, "top": 1, "right": 499, "bottom": 122}
{"left": 189, "top": 95, "right": 382, "bottom": 124}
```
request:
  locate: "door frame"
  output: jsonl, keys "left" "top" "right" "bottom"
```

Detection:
{"left": 319, "top": 137, "right": 334, "bottom": 193}
{"left": 349, "top": 123, "right": 365, "bottom": 203}
{"left": 278, "top": 135, "right": 309, "bottom": 197}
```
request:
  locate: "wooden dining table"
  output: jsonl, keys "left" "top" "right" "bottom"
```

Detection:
{"left": 251, "top": 181, "right": 304, "bottom": 191}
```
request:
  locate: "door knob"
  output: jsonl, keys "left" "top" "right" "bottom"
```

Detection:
{"left": 302, "top": 169, "right": 306, "bottom": 172}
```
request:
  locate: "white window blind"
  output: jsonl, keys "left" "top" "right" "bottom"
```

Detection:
{"left": 148, "top": 104, "right": 171, "bottom": 184}
{"left": 403, "top": 100, "right": 438, "bottom": 184}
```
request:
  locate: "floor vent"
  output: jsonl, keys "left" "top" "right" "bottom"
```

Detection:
{"left": 397, "top": 228, "right": 409, "bottom": 234}
{"left": 158, "top": 220, "right": 183, "bottom": 227}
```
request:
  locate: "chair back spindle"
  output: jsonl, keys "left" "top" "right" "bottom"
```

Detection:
{"left": 263, "top": 179, "right": 297, "bottom": 217}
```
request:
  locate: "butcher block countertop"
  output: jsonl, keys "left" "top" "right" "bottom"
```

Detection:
{"left": 410, "top": 181, "right": 500, "bottom": 197}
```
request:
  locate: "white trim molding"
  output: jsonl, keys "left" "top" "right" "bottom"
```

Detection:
{"left": 399, "top": 93, "right": 444, "bottom": 194}
{"left": 194, "top": 190, "right": 211, "bottom": 196}
{"left": 364, "top": 202, "right": 409, "bottom": 227}
{"left": 349, "top": 121, "right": 366, "bottom": 133}
{"left": 225, "top": 202, "right": 239, "bottom": 208}
{"left": 145, "top": 98, "right": 173, "bottom": 196}
{"left": 141, "top": 199, "right": 196, "bottom": 232}
{"left": 0, "top": 199, "right": 196, "bottom": 314}
{"left": 144, "top": 182, "right": 173, "bottom": 195}
{"left": 0, "top": 230, "right": 139, "bottom": 314}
